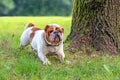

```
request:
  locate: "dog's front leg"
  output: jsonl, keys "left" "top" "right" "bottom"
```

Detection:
{"left": 37, "top": 51, "right": 51, "bottom": 65}
{"left": 57, "top": 51, "right": 65, "bottom": 63}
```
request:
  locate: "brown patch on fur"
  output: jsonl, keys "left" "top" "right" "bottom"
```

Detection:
{"left": 27, "top": 23, "right": 35, "bottom": 28}
{"left": 30, "top": 27, "right": 41, "bottom": 41}
{"left": 45, "top": 25, "right": 54, "bottom": 42}
{"left": 56, "top": 27, "right": 64, "bottom": 33}
{"left": 45, "top": 25, "right": 54, "bottom": 32}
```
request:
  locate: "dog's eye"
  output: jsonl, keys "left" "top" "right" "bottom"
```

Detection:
{"left": 49, "top": 30, "right": 53, "bottom": 33}
{"left": 59, "top": 30, "right": 62, "bottom": 33}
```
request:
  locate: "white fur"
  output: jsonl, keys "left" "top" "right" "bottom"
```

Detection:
{"left": 20, "top": 24, "right": 65, "bottom": 65}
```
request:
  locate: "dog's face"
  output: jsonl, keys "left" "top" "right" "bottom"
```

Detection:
{"left": 45, "top": 24, "right": 64, "bottom": 45}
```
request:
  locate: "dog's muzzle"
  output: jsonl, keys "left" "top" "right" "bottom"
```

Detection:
{"left": 54, "top": 32, "right": 62, "bottom": 41}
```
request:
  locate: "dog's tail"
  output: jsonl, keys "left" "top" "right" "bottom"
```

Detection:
{"left": 24, "top": 23, "right": 34, "bottom": 30}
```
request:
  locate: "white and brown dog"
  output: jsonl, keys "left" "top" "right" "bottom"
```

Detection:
{"left": 20, "top": 23, "right": 65, "bottom": 65}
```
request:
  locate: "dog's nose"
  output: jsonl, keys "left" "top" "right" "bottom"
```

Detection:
{"left": 54, "top": 32, "right": 59, "bottom": 35}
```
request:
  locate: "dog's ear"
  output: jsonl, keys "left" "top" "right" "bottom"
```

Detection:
{"left": 45, "top": 25, "right": 50, "bottom": 32}
{"left": 61, "top": 28, "right": 64, "bottom": 33}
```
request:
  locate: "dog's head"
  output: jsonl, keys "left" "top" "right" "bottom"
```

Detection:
{"left": 44, "top": 24, "right": 64, "bottom": 46}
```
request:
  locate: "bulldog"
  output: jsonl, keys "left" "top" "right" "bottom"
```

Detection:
{"left": 20, "top": 23, "right": 65, "bottom": 65}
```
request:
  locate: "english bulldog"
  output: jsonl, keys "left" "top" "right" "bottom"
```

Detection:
{"left": 20, "top": 23, "right": 65, "bottom": 65}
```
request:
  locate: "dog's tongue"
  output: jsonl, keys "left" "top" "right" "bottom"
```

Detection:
{"left": 54, "top": 37, "right": 60, "bottom": 43}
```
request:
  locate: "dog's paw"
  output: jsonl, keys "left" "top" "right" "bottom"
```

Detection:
{"left": 43, "top": 60, "right": 51, "bottom": 65}
{"left": 65, "top": 60, "right": 71, "bottom": 65}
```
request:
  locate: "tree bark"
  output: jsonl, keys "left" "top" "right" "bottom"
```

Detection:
{"left": 67, "top": 0, "right": 120, "bottom": 54}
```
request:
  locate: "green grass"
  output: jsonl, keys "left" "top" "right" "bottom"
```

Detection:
{"left": 0, "top": 16, "right": 120, "bottom": 80}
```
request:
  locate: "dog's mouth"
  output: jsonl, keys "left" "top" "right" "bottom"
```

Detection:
{"left": 54, "top": 34, "right": 62, "bottom": 43}
{"left": 49, "top": 32, "right": 62, "bottom": 44}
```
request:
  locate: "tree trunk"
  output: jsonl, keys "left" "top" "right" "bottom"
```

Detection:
{"left": 67, "top": 0, "right": 120, "bottom": 54}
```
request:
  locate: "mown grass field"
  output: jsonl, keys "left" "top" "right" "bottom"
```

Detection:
{"left": 0, "top": 16, "right": 120, "bottom": 80}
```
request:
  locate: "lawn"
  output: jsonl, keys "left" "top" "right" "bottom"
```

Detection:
{"left": 0, "top": 16, "right": 120, "bottom": 80}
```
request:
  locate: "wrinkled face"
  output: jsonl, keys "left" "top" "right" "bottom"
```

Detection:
{"left": 45, "top": 24, "right": 64, "bottom": 45}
